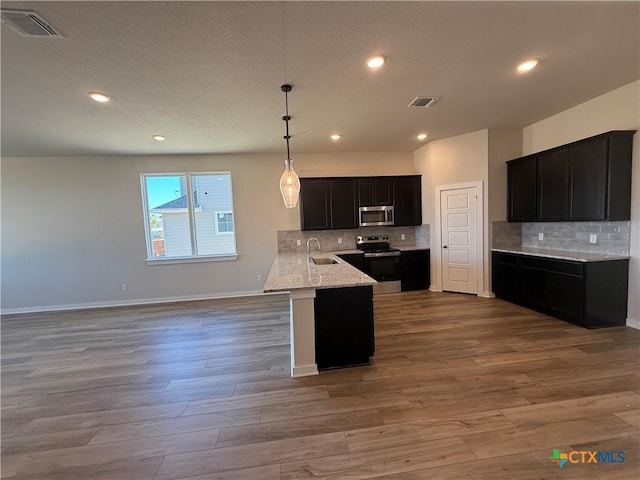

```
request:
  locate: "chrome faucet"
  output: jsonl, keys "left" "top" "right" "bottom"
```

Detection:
{"left": 306, "top": 237, "right": 322, "bottom": 262}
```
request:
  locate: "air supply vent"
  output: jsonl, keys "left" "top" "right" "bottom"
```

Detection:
{"left": 1, "top": 9, "right": 62, "bottom": 37}
{"left": 408, "top": 96, "right": 440, "bottom": 108}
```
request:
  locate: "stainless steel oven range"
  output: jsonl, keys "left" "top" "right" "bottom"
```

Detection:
{"left": 356, "top": 235, "right": 401, "bottom": 294}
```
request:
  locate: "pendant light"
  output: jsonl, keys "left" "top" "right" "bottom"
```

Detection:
{"left": 279, "top": 84, "right": 300, "bottom": 208}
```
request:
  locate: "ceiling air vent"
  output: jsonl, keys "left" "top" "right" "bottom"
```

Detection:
{"left": 408, "top": 96, "right": 440, "bottom": 108}
{"left": 1, "top": 9, "right": 62, "bottom": 37}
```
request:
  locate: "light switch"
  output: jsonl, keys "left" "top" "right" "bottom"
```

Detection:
{"left": 401, "top": 234, "right": 406, "bottom": 241}
{"left": 590, "top": 234, "right": 597, "bottom": 244}
{"left": 538, "top": 233, "right": 544, "bottom": 241}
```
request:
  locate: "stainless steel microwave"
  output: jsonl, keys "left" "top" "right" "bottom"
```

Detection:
{"left": 359, "top": 206, "right": 394, "bottom": 227}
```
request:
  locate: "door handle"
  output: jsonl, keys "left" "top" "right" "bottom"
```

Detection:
{"left": 443, "top": 245, "right": 448, "bottom": 249}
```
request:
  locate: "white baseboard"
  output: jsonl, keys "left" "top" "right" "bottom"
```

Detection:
{"left": 479, "top": 291, "right": 496, "bottom": 298}
{"left": 0, "top": 290, "right": 281, "bottom": 315}
{"left": 627, "top": 317, "right": 640, "bottom": 330}
{"left": 291, "top": 364, "right": 319, "bottom": 377}
{"left": 429, "top": 285, "right": 443, "bottom": 293}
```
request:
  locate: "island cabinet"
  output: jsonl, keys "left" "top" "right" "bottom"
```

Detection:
{"left": 507, "top": 130, "right": 635, "bottom": 222}
{"left": 401, "top": 249, "right": 430, "bottom": 291}
{"left": 299, "top": 178, "right": 358, "bottom": 230}
{"left": 314, "top": 286, "right": 374, "bottom": 369}
{"left": 491, "top": 251, "right": 629, "bottom": 328}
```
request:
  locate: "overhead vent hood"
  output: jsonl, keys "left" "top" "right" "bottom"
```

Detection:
{"left": 408, "top": 96, "right": 440, "bottom": 107}
{"left": 1, "top": 9, "right": 63, "bottom": 37}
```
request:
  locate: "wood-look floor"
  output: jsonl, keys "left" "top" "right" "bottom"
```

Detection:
{"left": 1, "top": 291, "right": 639, "bottom": 479}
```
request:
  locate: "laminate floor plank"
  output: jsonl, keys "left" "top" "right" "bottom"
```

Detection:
{"left": 1, "top": 291, "right": 638, "bottom": 479}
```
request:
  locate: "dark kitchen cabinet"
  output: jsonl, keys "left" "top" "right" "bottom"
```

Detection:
{"left": 507, "top": 130, "right": 635, "bottom": 223}
{"left": 314, "top": 286, "right": 374, "bottom": 369}
{"left": 491, "top": 251, "right": 629, "bottom": 328}
{"left": 299, "top": 179, "right": 329, "bottom": 230}
{"left": 358, "top": 177, "right": 393, "bottom": 206}
{"left": 393, "top": 176, "right": 422, "bottom": 226}
{"left": 507, "top": 156, "right": 537, "bottom": 222}
{"left": 401, "top": 249, "right": 430, "bottom": 291}
{"left": 337, "top": 252, "right": 365, "bottom": 271}
{"left": 538, "top": 149, "right": 570, "bottom": 221}
{"left": 491, "top": 252, "right": 520, "bottom": 302}
{"left": 329, "top": 178, "right": 358, "bottom": 229}
{"left": 300, "top": 178, "right": 357, "bottom": 231}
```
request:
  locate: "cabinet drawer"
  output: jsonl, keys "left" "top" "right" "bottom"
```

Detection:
{"left": 519, "top": 256, "right": 584, "bottom": 276}
{"left": 492, "top": 251, "right": 519, "bottom": 265}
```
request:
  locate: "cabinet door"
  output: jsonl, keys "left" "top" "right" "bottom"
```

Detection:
{"left": 507, "top": 156, "right": 537, "bottom": 222}
{"left": 491, "top": 252, "right": 519, "bottom": 301}
{"left": 401, "top": 249, "right": 430, "bottom": 291}
{"left": 337, "top": 253, "right": 365, "bottom": 271}
{"left": 393, "top": 176, "right": 422, "bottom": 226}
{"left": 358, "top": 178, "right": 393, "bottom": 206}
{"left": 299, "top": 179, "right": 329, "bottom": 231}
{"left": 329, "top": 178, "right": 357, "bottom": 229}
{"left": 314, "top": 286, "right": 374, "bottom": 369}
{"left": 538, "top": 149, "right": 569, "bottom": 221}
{"left": 569, "top": 138, "right": 608, "bottom": 220}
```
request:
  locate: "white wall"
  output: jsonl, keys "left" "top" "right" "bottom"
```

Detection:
{"left": 0, "top": 152, "right": 415, "bottom": 312}
{"left": 414, "top": 130, "right": 490, "bottom": 294}
{"left": 522, "top": 80, "right": 640, "bottom": 328}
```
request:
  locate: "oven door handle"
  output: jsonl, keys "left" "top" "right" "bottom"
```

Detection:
{"left": 364, "top": 252, "right": 401, "bottom": 258}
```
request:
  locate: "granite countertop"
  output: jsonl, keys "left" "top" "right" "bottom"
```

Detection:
{"left": 263, "top": 252, "right": 377, "bottom": 293}
{"left": 491, "top": 247, "right": 630, "bottom": 263}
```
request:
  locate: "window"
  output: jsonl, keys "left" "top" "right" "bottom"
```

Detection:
{"left": 215, "top": 211, "right": 234, "bottom": 234}
{"left": 141, "top": 172, "right": 237, "bottom": 262}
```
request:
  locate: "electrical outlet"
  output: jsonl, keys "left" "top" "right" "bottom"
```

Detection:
{"left": 121, "top": 283, "right": 128, "bottom": 292}
{"left": 401, "top": 234, "right": 406, "bottom": 241}
{"left": 337, "top": 237, "right": 343, "bottom": 244}
{"left": 590, "top": 234, "right": 597, "bottom": 244}
{"left": 257, "top": 274, "right": 263, "bottom": 282}
{"left": 296, "top": 239, "right": 301, "bottom": 246}
{"left": 538, "top": 233, "right": 544, "bottom": 241}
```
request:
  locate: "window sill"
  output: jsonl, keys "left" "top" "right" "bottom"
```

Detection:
{"left": 146, "top": 254, "right": 238, "bottom": 265}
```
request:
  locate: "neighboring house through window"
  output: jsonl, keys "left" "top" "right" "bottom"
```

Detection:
{"left": 141, "top": 172, "right": 237, "bottom": 262}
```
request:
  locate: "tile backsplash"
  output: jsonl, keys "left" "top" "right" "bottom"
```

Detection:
{"left": 521, "top": 221, "right": 631, "bottom": 255}
{"left": 278, "top": 225, "right": 430, "bottom": 253}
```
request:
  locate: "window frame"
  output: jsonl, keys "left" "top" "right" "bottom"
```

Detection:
{"left": 140, "top": 172, "right": 238, "bottom": 264}
{"left": 214, "top": 210, "right": 235, "bottom": 235}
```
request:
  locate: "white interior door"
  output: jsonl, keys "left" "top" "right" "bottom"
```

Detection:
{"left": 440, "top": 187, "right": 478, "bottom": 294}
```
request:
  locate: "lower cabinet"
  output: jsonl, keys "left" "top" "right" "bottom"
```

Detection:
{"left": 336, "top": 253, "right": 365, "bottom": 271}
{"left": 314, "top": 286, "right": 374, "bottom": 370}
{"left": 401, "top": 249, "right": 430, "bottom": 291}
{"left": 492, "top": 251, "right": 629, "bottom": 328}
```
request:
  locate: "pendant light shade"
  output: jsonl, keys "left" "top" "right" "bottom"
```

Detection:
{"left": 279, "top": 158, "right": 300, "bottom": 208}
{"left": 279, "top": 84, "right": 300, "bottom": 208}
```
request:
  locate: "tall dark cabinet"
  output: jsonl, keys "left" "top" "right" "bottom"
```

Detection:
{"left": 537, "top": 149, "right": 570, "bottom": 221}
{"left": 393, "top": 176, "right": 422, "bottom": 226}
{"left": 507, "top": 155, "right": 537, "bottom": 222}
{"left": 299, "top": 179, "right": 329, "bottom": 230}
{"left": 329, "top": 178, "right": 358, "bottom": 229}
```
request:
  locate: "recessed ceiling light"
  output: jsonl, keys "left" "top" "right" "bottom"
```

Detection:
{"left": 152, "top": 134, "right": 166, "bottom": 141}
{"left": 88, "top": 92, "right": 110, "bottom": 103}
{"left": 517, "top": 59, "right": 539, "bottom": 73}
{"left": 330, "top": 134, "right": 342, "bottom": 141}
{"left": 417, "top": 133, "right": 428, "bottom": 141}
{"left": 366, "top": 54, "right": 386, "bottom": 69}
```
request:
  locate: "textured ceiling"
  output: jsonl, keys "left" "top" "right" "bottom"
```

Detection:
{"left": 1, "top": 1, "right": 638, "bottom": 157}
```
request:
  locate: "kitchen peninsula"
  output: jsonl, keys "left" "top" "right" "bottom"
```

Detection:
{"left": 263, "top": 252, "right": 376, "bottom": 377}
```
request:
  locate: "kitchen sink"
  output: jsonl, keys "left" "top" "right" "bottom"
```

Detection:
{"left": 311, "top": 257, "right": 338, "bottom": 265}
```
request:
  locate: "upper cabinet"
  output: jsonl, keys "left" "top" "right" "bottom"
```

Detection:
{"left": 507, "top": 130, "right": 635, "bottom": 222}
{"left": 299, "top": 178, "right": 358, "bottom": 230}
{"left": 299, "top": 175, "right": 422, "bottom": 231}
{"left": 393, "top": 176, "right": 422, "bottom": 226}
{"left": 507, "top": 155, "right": 537, "bottom": 222}
{"left": 358, "top": 177, "right": 393, "bottom": 206}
